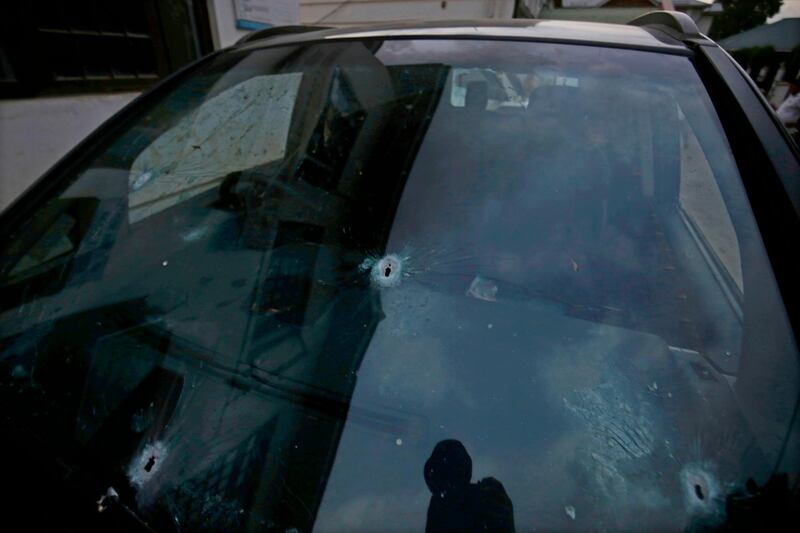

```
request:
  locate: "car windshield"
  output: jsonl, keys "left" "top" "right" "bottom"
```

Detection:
{"left": 1, "top": 38, "right": 798, "bottom": 531}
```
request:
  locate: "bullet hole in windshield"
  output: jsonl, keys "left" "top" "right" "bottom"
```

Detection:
{"left": 377, "top": 256, "right": 400, "bottom": 283}
{"left": 360, "top": 252, "right": 408, "bottom": 288}
{"left": 680, "top": 464, "right": 720, "bottom": 517}
{"left": 694, "top": 484, "right": 705, "bottom": 501}
{"left": 128, "top": 441, "right": 167, "bottom": 488}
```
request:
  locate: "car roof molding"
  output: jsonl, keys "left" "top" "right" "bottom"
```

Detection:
{"left": 236, "top": 25, "right": 332, "bottom": 46}
{"left": 627, "top": 10, "right": 703, "bottom": 41}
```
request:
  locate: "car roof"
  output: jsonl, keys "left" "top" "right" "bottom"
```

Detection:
{"left": 235, "top": 18, "right": 693, "bottom": 54}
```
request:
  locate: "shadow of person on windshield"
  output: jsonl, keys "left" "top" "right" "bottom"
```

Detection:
{"left": 424, "top": 439, "right": 515, "bottom": 533}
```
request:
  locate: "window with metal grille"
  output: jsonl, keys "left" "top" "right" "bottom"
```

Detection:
{"left": 0, "top": 0, "right": 213, "bottom": 98}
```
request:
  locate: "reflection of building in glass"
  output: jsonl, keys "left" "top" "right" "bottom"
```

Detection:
{"left": 238, "top": 41, "right": 449, "bottom": 378}
{"left": 203, "top": 42, "right": 449, "bottom": 530}
{"left": 0, "top": 39, "right": 448, "bottom": 533}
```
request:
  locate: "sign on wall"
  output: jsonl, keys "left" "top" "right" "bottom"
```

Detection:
{"left": 234, "top": 0, "right": 299, "bottom": 30}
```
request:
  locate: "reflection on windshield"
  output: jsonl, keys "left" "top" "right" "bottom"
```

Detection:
{"left": 128, "top": 73, "right": 303, "bottom": 223}
{"left": 0, "top": 38, "right": 798, "bottom": 532}
{"left": 424, "top": 439, "right": 515, "bottom": 532}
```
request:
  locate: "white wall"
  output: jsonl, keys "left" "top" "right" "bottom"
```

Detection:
{"left": 207, "top": 0, "right": 518, "bottom": 45}
{"left": 768, "top": 0, "right": 800, "bottom": 21}
{"left": 207, "top": 0, "right": 303, "bottom": 49}
{"left": 207, "top": 1, "right": 540, "bottom": 48}
{"left": 301, "top": 0, "right": 515, "bottom": 26}
{"left": 0, "top": 92, "right": 137, "bottom": 210}
{"left": 207, "top": 0, "right": 251, "bottom": 49}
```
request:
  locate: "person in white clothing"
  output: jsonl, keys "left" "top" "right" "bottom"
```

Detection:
{"left": 776, "top": 75, "right": 800, "bottom": 128}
